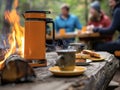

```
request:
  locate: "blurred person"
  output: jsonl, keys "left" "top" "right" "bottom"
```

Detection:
{"left": 55, "top": 4, "right": 82, "bottom": 44}
{"left": 88, "top": 1, "right": 112, "bottom": 41}
{"left": 91, "top": 0, "right": 120, "bottom": 55}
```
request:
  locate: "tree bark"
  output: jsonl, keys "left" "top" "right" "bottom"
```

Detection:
{"left": 1, "top": 0, "right": 14, "bottom": 49}
{"left": 0, "top": 0, "right": 2, "bottom": 9}
{"left": 85, "top": 0, "right": 88, "bottom": 25}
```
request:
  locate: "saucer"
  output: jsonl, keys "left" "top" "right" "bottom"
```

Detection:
{"left": 76, "top": 59, "right": 92, "bottom": 66}
{"left": 49, "top": 66, "right": 87, "bottom": 76}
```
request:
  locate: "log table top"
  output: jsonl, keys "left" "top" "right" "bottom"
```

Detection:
{"left": 0, "top": 52, "right": 119, "bottom": 90}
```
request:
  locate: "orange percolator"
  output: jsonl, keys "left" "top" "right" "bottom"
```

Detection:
{"left": 23, "top": 11, "right": 55, "bottom": 67}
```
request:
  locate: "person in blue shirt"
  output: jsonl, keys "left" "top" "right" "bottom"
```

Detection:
{"left": 55, "top": 4, "right": 82, "bottom": 45}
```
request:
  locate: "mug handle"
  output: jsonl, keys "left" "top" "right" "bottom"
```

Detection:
{"left": 56, "top": 55, "right": 64, "bottom": 68}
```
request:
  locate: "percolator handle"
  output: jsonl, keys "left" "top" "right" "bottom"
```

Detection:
{"left": 46, "top": 19, "right": 55, "bottom": 44}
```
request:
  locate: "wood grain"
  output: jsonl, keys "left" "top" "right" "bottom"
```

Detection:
{"left": 0, "top": 52, "right": 119, "bottom": 90}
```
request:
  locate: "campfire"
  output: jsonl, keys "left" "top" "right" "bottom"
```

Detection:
{"left": 0, "top": 0, "right": 36, "bottom": 84}
{"left": 0, "top": 0, "right": 56, "bottom": 71}
{"left": 0, "top": 0, "right": 24, "bottom": 70}
{"left": 0, "top": 0, "right": 56, "bottom": 83}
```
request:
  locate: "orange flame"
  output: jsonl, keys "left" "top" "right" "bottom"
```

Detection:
{"left": 4, "top": 1, "right": 24, "bottom": 59}
{"left": 0, "top": 0, "right": 24, "bottom": 70}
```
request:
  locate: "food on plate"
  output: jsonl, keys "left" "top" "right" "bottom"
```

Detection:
{"left": 76, "top": 59, "right": 86, "bottom": 63}
{"left": 82, "top": 50, "right": 101, "bottom": 58}
{"left": 76, "top": 53, "right": 91, "bottom": 59}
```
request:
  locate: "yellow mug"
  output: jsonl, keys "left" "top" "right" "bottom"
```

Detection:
{"left": 81, "top": 26, "right": 87, "bottom": 33}
{"left": 59, "top": 28, "right": 66, "bottom": 35}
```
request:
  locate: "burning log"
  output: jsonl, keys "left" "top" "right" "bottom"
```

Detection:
{"left": 0, "top": 55, "right": 36, "bottom": 84}
{"left": 0, "top": 49, "right": 5, "bottom": 62}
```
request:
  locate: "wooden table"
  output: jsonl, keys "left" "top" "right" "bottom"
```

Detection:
{"left": 46, "top": 32, "right": 100, "bottom": 40}
{"left": 46, "top": 33, "right": 77, "bottom": 40}
{"left": 78, "top": 32, "right": 100, "bottom": 39}
{"left": 46, "top": 32, "right": 100, "bottom": 49}
{"left": 0, "top": 52, "right": 119, "bottom": 90}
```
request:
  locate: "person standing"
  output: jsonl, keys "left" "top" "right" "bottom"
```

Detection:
{"left": 55, "top": 4, "right": 82, "bottom": 44}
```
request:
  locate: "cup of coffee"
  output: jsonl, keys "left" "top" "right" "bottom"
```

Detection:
{"left": 56, "top": 50, "right": 76, "bottom": 71}
{"left": 59, "top": 28, "right": 66, "bottom": 35}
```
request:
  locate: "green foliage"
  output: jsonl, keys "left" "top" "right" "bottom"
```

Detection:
{"left": 101, "top": 0, "right": 110, "bottom": 16}
{"left": 19, "top": 0, "right": 88, "bottom": 25}
{"left": 0, "top": 0, "right": 5, "bottom": 30}
{"left": 0, "top": 0, "right": 110, "bottom": 28}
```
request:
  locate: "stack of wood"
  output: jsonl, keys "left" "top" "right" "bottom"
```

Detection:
{"left": 0, "top": 50, "right": 36, "bottom": 85}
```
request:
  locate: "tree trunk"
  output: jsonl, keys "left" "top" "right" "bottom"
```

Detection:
{"left": 85, "top": 0, "right": 88, "bottom": 25}
{"left": 0, "top": 0, "right": 2, "bottom": 9}
{"left": 1, "top": 0, "right": 14, "bottom": 49}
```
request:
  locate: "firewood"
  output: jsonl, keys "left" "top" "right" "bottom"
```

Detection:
{"left": 0, "top": 55, "right": 36, "bottom": 84}
{"left": 0, "top": 49, "right": 5, "bottom": 71}
{"left": 0, "top": 49, "right": 5, "bottom": 62}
